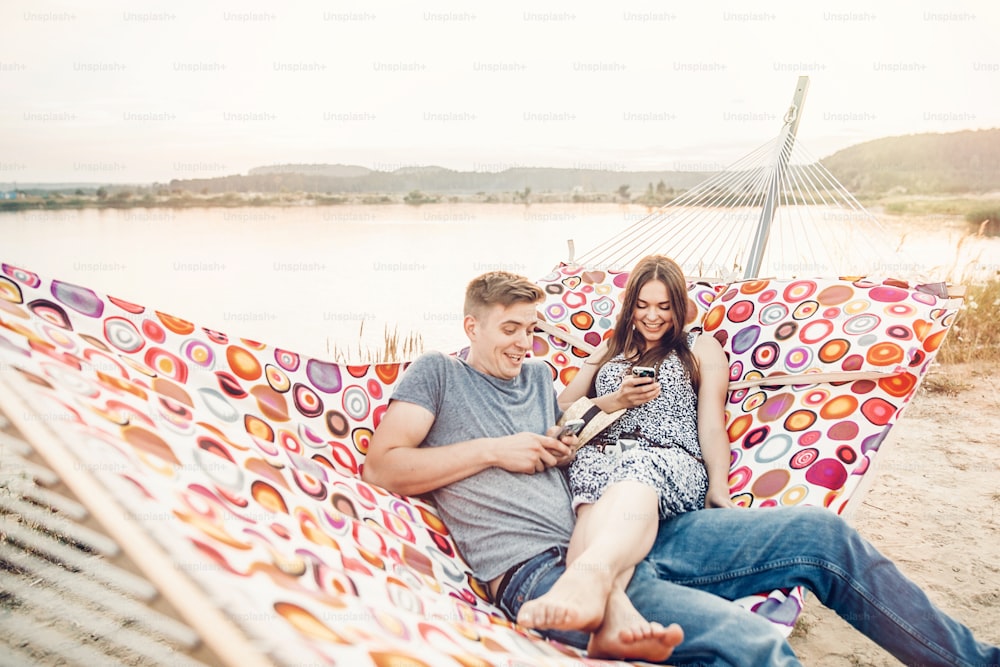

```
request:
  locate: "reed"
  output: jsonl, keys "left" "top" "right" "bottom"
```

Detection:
{"left": 936, "top": 277, "right": 1000, "bottom": 365}
{"left": 327, "top": 322, "right": 424, "bottom": 364}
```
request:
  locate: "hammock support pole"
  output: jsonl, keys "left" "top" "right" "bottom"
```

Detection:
{"left": 743, "top": 76, "right": 810, "bottom": 279}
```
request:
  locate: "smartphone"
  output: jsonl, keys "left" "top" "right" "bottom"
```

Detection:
{"left": 632, "top": 366, "right": 656, "bottom": 379}
{"left": 556, "top": 418, "right": 586, "bottom": 438}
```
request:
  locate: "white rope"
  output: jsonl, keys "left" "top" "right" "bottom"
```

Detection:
{"left": 577, "top": 127, "right": 926, "bottom": 282}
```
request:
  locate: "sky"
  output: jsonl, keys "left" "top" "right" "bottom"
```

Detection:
{"left": 2, "top": 0, "right": 998, "bottom": 184}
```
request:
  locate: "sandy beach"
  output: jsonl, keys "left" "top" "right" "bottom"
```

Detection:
{"left": 787, "top": 362, "right": 1000, "bottom": 664}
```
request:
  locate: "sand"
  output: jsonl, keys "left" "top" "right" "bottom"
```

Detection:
{"left": 787, "top": 362, "right": 1000, "bottom": 665}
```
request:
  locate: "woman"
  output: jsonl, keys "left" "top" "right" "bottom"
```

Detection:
{"left": 517, "top": 255, "right": 737, "bottom": 634}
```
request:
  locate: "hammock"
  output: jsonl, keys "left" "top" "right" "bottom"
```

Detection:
{"left": 0, "top": 256, "right": 961, "bottom": 666}
{"left": 0, "top": 78, "right": 965, "bottom": 665}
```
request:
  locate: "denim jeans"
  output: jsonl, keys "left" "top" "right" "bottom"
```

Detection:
{"left": 496, "top": 506, "right": 999, "bottom": 666}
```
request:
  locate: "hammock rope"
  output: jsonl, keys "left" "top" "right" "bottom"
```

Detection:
{"left": 575, "top": 129, "right": 921, "bottom": 282}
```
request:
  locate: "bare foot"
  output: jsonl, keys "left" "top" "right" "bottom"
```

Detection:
{"left": 516, "top": 564, "right": 610, "bottom": 632}
{"left": 587, "top": 589, "right": 683, "bottom": 662}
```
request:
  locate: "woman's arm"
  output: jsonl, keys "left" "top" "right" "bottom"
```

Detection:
{"left": 557, "top": 339, "right": 659, "bottom": 413}
{"left": 694, "top": 334, "right": 739, "bottom": 509}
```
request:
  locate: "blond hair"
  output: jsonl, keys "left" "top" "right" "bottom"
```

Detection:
{"left": 464, "top": 271, "right": 544, "bottom": 317}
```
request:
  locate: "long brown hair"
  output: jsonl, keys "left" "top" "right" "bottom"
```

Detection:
{"left": 599, "top": 255, "right": 700, "bottom": 388}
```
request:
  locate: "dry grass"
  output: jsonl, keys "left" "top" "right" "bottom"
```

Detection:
{"left": 327, "top": 323, "right": 424, "bottom": 364}
{"left": 936, "top": 277, "right": 1000, "bottom": 365}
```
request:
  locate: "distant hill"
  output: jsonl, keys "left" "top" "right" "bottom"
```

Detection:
{"left": 162, "top": 128, "right": 1000, "bottom": 197}
{"left": 821, "top": 128, "right": 1000, "bottom": 194}
{"left": 247, "top": 164, "right": 372, "bottom": 178}
{"left": 169, "top": 166, "right": 709, "bottom": 196}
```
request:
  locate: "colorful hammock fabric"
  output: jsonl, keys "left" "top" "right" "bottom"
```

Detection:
{"left": 0, "top": 260, "right": 960, "bottom": 666}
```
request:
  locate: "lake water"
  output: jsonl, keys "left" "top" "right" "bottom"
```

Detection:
{"left": 2, "top": 203, "right": 996, "bottom": 361}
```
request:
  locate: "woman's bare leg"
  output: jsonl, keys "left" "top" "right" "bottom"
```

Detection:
{"left": 516, "top": 480, "right": 659, "bottom": 632}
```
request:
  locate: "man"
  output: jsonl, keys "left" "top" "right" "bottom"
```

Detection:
{"left": 362, "top": 270, "right": 999, "bottom": 666}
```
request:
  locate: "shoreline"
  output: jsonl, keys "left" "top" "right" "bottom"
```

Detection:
{"left": 3, "top": 191, "right": 1000, "bottom": 216}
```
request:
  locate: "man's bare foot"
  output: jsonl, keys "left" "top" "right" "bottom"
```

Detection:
{"left": 587, "top": 589, "right": 683, "bottom": 662}
{"left": 516, "top": 565, "right": 610, "bottom": 632}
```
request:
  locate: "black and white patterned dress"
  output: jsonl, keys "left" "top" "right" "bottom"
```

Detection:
{"left": 568, "top": 332, "right": 708, "bottom": 519}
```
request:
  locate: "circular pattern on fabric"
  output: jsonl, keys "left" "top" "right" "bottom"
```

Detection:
{"left": 570, "top": 310, "right": 594, "bottom": 331}
{"left": 156, "top": 311, "right": 195, "bottom": 335}
{"left": 866, "top": 342, "right": 905, "bottom": 367}
{"left": 759, "top": 302, "right": 788, "bottom": 326}
{"left": 803, "top": 389, "right": 830, "bottom": 407}
{"left": 743, "top": 426, "right": 770, "bottom": 449}
{"left": 591, "top": 296, "right": 615, "bottom": 317}
{"left": 886, "top": 303, "right": 917, "bottom": 318}
{"left": 703, "top": 304, "right": 726, "bottom": 331}
{"left": 181, "top": 339, "right": 215, "bottom": 369}
{"left": 342, "top": 386, "right": 370, "bottom": 421}
{"left": 878, "top": 373, "right": 917, "bottom": 398}
{"left": 326, "top": 410, "right": 350, "bottom": 438}
{"left": 816, "top": 284, "right": 853, "bottom": 306}
{"left": 861, "top": 397, "right": 896, "bottom": 426}
{"left": 805, "top": 459, "right": 848, "bottom": 490}
{"left": 869, "top": 286, "right": 908, "bottom": 303}
{"left": 0, "top": 276, "right": 23, "bottom": 303}
{"left": 204, "top": 329, "right": 228, "bottom": 345}
{"left": 562, "top": 291, "right": 586, "bottom": 309}
{"left": 729, "top": 466, "right": 752, "bottom": 493}
{"left": 752, "top": 469, "right": 790, "bottom": 498}
{"left": 3, "top": 264, "right": 41, "bottom": 288}
{"left": 731, "top": 325, "right": 761, "bottom": 355}
{"left": 139, "top": 318, "right": 165, "bottom": 344}
{"left": 790, "top": 447, "right": 818, "bottom": 469}
{"left": 783, "top": 281, "right": 817, "bottom": 303}
{"left": 757, "top": 393, "right": 795, "bottom": 423}
{"left": 727, "top": 414, "right": 753, "bottom": 443}
{"left": 51, "top": 280, "right": 104, "bottom": 318}
{"left": 784, "top": 409, "right": 816, "bottom": 432}
{"left": 843, "top": 313, "right": 880, "bottom": 336}
{"left": 307, "top": 359, "right": 343, "bottom": 394}
{"left": 741, "top": 391, "right": 766, "bottom": 412}
{"left": 836, "top": 445, "right": 858, "bottom": 464}
{"left": 827, "top": 421, "right": 860, "bottom": 441}
{"left": 729, "top": 361, "right": 744, "bottom": 382}
{"left": 728, "top": 300, "right": 755, "bottom": 324}
{"left": 293, "top": 383, "right": 324, "bottom": 419}
{"left": 197, "top": 387, "right": 240, "bottom": 422}
{"left": 274, "top": 348, "right": 300, "bottom": 372}
{"left": 104, "top": 316, "right": 144, "bottom": 352}
{"left": 375, "top": 364, "right": 400, "bottom": 385}
{"left": 755, "top": 434, "right": 792, "bottom": 463}
{"left": 226, "top": 346, "right": 262, "bottom": 381}
{"left": 792, "top": 301, "right": 819, "bottom": 320}
{"left": 144, "top": 347, "right": 189, "bottom": 383}
{"left": 781, "top": 485, "right": 808, "bottom": 506}
{"left": 798, "top": 430, "right": 821, "bottom": 447}
{"left": 784, "top": 346, "right": 812, "bottom": 373}
{"left": 353, "top": 427, "right": 373, "bottom": 456}
{"left": 29, "top": 299, "right": 73, "bottom": 330}
{"left": 799, "top": 320, "right": 834, "bottom": 345}
{"left": 751, "top": 342, "right": 779, "bottom": 370}
{"left": 774, "top": 321, "right": 798, "bottom": 341}
{"left": 292, "top": 469, "right": 327, "bottom": 501}
{"left": 818, "top": 338, "right": 850, "bottom": 364}
{"left": 886, "top": 325, "right": 912, "bottom": 340}
{"left": 545, "top": 302, "right": 568, "bottom": 323}
{"left": 265, "top": 364, "right": 291, "bottom": 393}
{"left": 820, "top": 395, "right": 858, "bottom": 421}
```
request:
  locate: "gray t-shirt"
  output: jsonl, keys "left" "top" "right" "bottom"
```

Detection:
{"left": 388, "top": 351, "right": 575, "bottom": 582}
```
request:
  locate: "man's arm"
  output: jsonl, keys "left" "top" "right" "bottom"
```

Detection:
{"left": 361, "top": 399, "right": 570, "bottom": 497}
